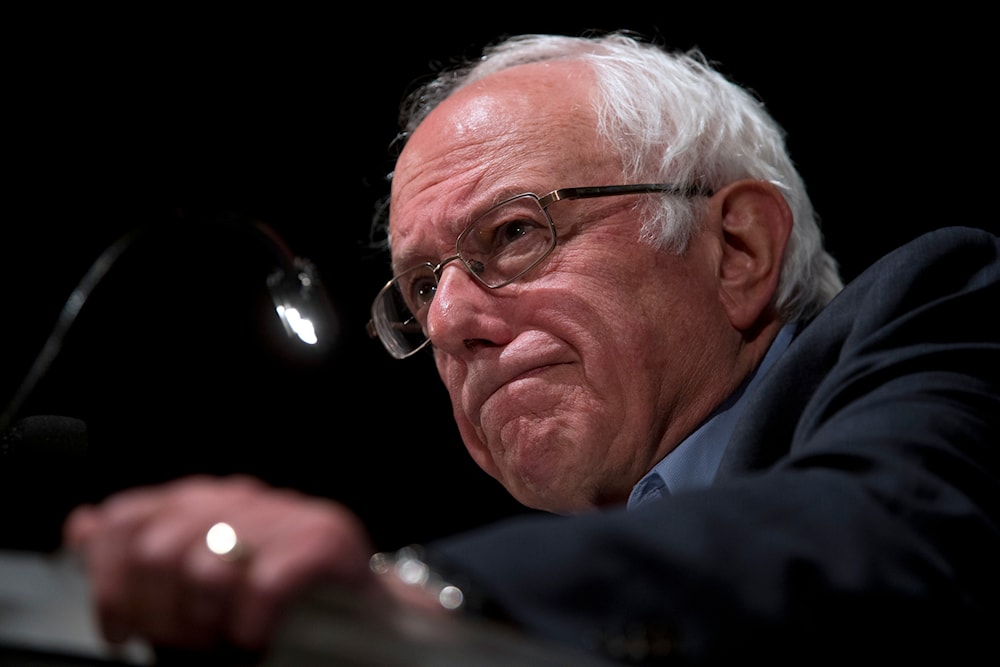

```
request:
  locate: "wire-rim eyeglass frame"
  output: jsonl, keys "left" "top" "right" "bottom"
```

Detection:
{"left": 367, "top": 183, "right": 712, "bottom": 360}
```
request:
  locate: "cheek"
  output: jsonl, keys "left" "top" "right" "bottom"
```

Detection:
{"left": 434, "top": 352, "right": 501, "bottom": 479}
{"left": 584, "top": 257, "right": 725, "bottom": 409}
{"left": 565, "top": 268, "right": 668, "bottom": 360}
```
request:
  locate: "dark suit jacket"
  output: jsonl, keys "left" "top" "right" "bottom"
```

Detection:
{"left": 426, "top": 226, "right": 1000, "bottom": 665}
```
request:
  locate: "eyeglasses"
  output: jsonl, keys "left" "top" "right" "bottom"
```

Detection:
{"left": 367, "top": 183, "right": 709, "bottom": 359}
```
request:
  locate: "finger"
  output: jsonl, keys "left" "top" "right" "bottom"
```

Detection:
{"left": 225, "top": 495, "right": 376, "bottom": 649}
{"left": 62, "top": 504, "right": 100, "bottom": 547}
{"left": 74, "top": 477, "right": 240, "bottom": 646}
{"left": 178, "top": 523, "right": 250, "bottom": 644}
{"left": 79, "top": 489, "right": 173, "bottom": 643}
{"left": 124, "top": 509, "right": 224, "bottom": 648}
{"left": 126, "top": 480, "right": 263, "bottom": 648}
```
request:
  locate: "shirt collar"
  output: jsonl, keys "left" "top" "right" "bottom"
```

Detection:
{"left": 627, "top": 322, "right": 798, "bottom": 510}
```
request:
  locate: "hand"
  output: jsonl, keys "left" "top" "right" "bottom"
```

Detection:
{"left": 63, "top": 474, "right": 380, "bottom": 652}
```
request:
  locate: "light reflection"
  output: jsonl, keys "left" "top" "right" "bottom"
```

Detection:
{"left": 276, "top": 305, "right": 318, "bottom": 345}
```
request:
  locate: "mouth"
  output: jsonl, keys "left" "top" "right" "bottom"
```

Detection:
{"left": 461, "top": 331, "right": 575, "bottom": 424}
{"left": 466, "top": 360, "right": 571, "bottom": 428}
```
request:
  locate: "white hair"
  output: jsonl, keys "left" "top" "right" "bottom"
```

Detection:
{"left": 385, "top": 31, "right": 843, "bottom": 321}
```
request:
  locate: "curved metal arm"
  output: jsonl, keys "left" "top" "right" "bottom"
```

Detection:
{"left": 0, "top": 214, "right": 336, "bottom": 433}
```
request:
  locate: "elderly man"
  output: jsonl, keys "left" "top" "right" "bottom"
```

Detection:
{"left": 64, "top": 32, "right": 999, "bottom": 664}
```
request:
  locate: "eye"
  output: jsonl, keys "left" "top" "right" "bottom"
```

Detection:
{"left": 395, "top": 266, "right": 439, "bottom": 316}
{"left": 497, "top": 219, "right": 532, "bottom": 245}
{"left": 491, "top": 216, "right": 549, "bottom": 251}
{"left": 465, "top": 209, "right": 550, "bottom": 259}
{"left": 406, "top": 275, "right": 437, "bottom": 309}
{"left": 456, "top": 194, "right": 556, "bottom": 285}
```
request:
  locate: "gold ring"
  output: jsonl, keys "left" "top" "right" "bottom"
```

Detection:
{"left": 206, "top": 521, "right": 245, "bottom": 562}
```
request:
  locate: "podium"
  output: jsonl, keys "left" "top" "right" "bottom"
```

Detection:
{"left": 0, "top": 549, "right": 616, "bottom": 666}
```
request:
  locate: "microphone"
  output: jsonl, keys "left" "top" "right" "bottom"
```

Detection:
{"left": 0, "top": 415, "right": 88, "bottom": 461}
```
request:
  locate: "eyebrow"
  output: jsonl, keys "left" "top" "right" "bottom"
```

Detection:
{"left": 389, "top": 185, "right": 544, "bottom": 273}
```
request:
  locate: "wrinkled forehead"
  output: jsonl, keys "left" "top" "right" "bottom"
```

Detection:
{"left": 387, "top": 61, "right": 620, "bottom": 267}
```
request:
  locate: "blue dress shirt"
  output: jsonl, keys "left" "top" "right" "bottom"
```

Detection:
{"left": 627, "top": 322, "right": 798, "bottom": 509}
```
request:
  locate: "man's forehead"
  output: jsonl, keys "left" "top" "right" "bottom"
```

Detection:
{"left": 398, "top": 63, "right": 594, "bottom": 167}
{"left": 387, "top": 61, "right": 609, "bottom": 263}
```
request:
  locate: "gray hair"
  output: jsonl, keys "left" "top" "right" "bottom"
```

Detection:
{"left": 379, "top": 31, "right": 843, "bottom": 322}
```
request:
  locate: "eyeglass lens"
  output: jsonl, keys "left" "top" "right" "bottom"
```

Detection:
{"left": 374, "top": 194, "right": 556, "bottom": 357}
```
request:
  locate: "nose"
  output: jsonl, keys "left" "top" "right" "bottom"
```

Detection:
{"left": 425, "top": 262, "right": 508, "bottom": 355}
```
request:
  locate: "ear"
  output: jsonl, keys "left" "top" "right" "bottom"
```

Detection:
{"left": 714, "top": 179, "right": 792, "bottom": 334}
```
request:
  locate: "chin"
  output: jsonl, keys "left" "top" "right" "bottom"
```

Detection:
{"left": 503, "top": 472, "right": 591, "bottom": 514}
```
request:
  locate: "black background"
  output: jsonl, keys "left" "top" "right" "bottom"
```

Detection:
{"left": 2, "top": 9, "right": 995, "bottom": 552}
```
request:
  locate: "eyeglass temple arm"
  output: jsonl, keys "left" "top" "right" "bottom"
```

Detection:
{"left": 541, "top": 183, "right": 712, "bottom": 206}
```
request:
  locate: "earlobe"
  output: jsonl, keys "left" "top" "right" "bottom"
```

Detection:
{"left": 715, "top": 179, "right": 792, "bottom": 334}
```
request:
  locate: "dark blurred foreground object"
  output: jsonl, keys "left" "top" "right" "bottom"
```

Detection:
{"left": 0, "top": 548, "right": 617, "bottom": 666}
